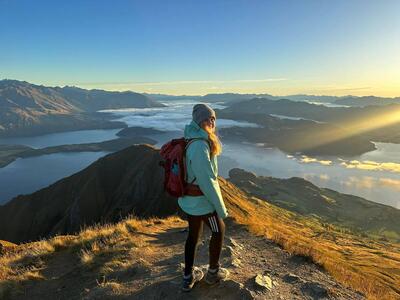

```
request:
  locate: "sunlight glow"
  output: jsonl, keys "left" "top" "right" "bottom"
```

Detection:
{"left": 296, "top": 106, "right": 400, "bottom": 152}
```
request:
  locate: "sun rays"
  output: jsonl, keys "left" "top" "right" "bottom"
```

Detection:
{"left": 295, "top": 105, "right": 400, "bottom": 151}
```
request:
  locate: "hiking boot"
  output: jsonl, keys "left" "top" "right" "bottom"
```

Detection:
{"left": 182, "top": 267, "right": 204, "bottom": 292}
{"left": 205, "top": 267, "right": 229, "bottom": 285}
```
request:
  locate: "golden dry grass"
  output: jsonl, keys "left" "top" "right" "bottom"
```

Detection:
{"left": 219, "top": 177, "right": 400, "bottom": 300}
{"left": 0, "top": 215, "right": 184, "bottom": 299}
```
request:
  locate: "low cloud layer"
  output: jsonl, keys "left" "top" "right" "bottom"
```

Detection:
{"left": 298, "top": 155, "right": 333, "bottom": 166}
{"left": 340, "top": 160, "right": 400, "bottom": 174}
{"left": 296, "top": 155, "right": 400, "bottom": 174}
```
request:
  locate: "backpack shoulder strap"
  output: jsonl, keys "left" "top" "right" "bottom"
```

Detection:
{"left": 184, "top": 138, "right": 211, "bottom": 184}
{"left": 185, "top": 138, "right": 211, "bottom": 152}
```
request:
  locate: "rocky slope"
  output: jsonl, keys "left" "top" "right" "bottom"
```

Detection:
{"left": 0, "top": 217, "right": 365, "bottom": 300}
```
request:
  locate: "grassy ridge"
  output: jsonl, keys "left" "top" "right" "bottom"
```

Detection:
{"left": 227, "top": 170, "right": 400, "bottom": 242}
{"left": 219, "top": 178, "right": 400, "bottom": 300}
{"left": 0, "top": 216, "right": 183, "bottom": 299}
{"left": 1, "top": 179, "right": 399, "bottom": 299}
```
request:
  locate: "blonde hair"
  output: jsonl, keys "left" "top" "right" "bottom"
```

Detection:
{"left": 202, "top": 124, "right": 222, "bottom": 157}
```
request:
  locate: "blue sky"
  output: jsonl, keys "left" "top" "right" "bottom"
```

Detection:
{"left": 1, "top": 0, "right": 399, "bottom": 96}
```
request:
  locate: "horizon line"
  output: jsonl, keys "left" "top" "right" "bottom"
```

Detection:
{"left": 1, "top": 78, "right": 399, "bottom": 99}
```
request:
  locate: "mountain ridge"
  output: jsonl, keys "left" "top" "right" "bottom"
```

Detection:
{"left": 0, "top": 80, "right": 164, "bottom": 137}
{"left": 228, "top": 168, "right": 400, "bottom": 241}
{"left": 0, "top": 144, "right": 177, "bottom": 243}
{"left": 219, "top": 98, "right": 400, "bottom": 145}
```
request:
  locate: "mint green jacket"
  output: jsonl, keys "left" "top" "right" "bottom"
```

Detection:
{"left": 177, "top": 121, "right": 228, "bottom": 219}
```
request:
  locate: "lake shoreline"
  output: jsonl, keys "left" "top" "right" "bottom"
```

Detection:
{"left": 0, "top": 136, "right": 156, "bottom": 168}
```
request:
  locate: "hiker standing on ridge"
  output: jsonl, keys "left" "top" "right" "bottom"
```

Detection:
{"left": 178, "top": 103, "right": 229, "bottom": 292}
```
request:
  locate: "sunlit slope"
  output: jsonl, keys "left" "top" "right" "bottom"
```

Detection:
{"left": 228, "top": 168, "right": 400, "bottom": 242}
{"left": 220, "top": 177, "right": 400, "bottom": 300}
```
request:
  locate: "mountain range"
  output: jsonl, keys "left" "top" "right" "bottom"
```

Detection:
{"left": 335, "top": 96, "right": 400, "bottom": 107}
{"left": 145, "top": 92, "right": 400, "bottom": 106}
{"left": 216, "top": 109, "right": 376, "bottom": 156}
{"left": 0, "top": 80, "right": 164, "bottom": 137}
{"left": 219, "top": 98, "right": 400, "bottom": 145}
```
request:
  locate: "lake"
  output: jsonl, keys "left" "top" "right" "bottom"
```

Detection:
{"left": 0, "top": 152, "right": 109, "bottom": 203}
{"left": 0, "top": 100, "right": 399, "bottom": 209}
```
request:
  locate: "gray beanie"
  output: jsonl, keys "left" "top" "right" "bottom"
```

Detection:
{"left": 192, "top": 103, "right": 216, "bottom": 126}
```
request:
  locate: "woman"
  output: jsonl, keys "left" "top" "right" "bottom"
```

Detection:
{"left": 178, "top": 103, "right": 229, "bottom": 292}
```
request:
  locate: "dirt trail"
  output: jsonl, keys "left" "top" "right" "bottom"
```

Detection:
{"left": 7, "top": 218, "right": 365, "bottom": 300}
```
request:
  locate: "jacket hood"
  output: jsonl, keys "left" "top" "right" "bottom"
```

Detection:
{"left": 184, "top": 120, "right": 209, "bottom": 139}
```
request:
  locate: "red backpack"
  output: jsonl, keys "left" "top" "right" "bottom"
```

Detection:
{"left": 159, "top": 138, "right": 208, "bottom": 197}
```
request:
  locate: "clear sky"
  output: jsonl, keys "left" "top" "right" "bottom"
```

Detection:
{"left": 1, "top": 0, "right": 399, "bottom": 96}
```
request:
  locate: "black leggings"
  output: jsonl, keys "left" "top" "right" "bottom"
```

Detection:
{"left": 184, "top": 211, "right": 225, "bottom": 276}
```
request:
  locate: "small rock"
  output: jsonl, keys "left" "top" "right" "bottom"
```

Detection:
{"left": 197, "top": 239, "right": 205, "bottom": 246}
{"left": 229, "top": 237, "right": 243, "bottom": 250}
{"left": 225, "top": 245, "right": 236, "bottom": 256}
{"left": 254, "top": 274, "right": 273, "bottom": 291}
{"left": 301, "top": 282, "right": 329, "bottom": 298}
{"left": 231, "top": 258, "right": 241, "bottom": 267}
{"left": 283, "top": 273, "right": 301, "bottom": 283}
{"left": 250, "top": 290, "right": 258, "bottom": 298}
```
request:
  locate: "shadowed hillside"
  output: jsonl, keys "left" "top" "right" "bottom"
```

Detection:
{"left": 0, "top": 145, "right": 178, "bottom": 243}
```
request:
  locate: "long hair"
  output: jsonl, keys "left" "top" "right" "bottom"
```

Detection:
{"left": 202, "top": 124, "right": 222, "bottom": 157}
